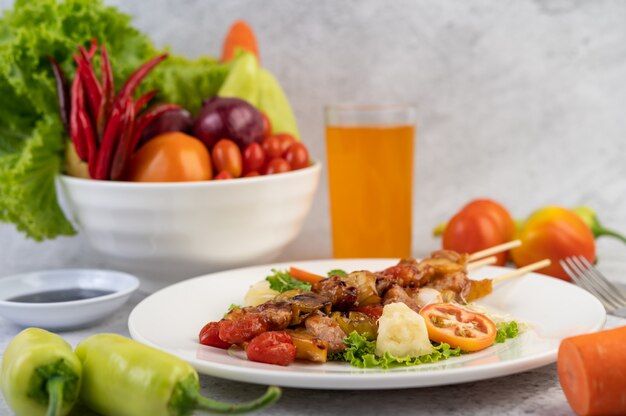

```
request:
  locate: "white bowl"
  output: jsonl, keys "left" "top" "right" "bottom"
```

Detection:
{"left": 57, "top": 163, "right": 321, "bottom": 291}
{"left": 0, "top": 269, "right": 139, "bottom": 329}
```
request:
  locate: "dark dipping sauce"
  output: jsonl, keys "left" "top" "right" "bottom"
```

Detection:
{"left": 6, "top": 288, "right": 115, "bottom": 303}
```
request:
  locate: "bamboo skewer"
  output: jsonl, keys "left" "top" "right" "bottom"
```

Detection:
{"left": 468, "top": 240, "right": 522, "bottom": 261}
{"left": 492, "top": 259, "right": 551, "bottom": 284}
{"left": 466, "top": 256, "right": 498, "bottom": 271}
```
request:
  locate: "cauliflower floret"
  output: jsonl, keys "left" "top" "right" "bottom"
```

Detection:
{"left": 375, "top": 302, "right": 434, "bottom": 357}
{"left": 244, "top": 280, "right": 279, "bottom": 307}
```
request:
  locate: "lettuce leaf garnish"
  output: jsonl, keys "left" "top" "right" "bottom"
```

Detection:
{"left": 495, "top": 320, "right": 519, "bottom": 343}
{"left": 265, "top": 269, "right": 311, "bottom": 293}
{"left": 330, "top": 331, "right": 461, "bottom": 369}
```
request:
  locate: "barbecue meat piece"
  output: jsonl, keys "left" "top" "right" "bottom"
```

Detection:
{"left": 423, "top": 271, "right": 471, "bottom": 301}
{"left": 379, "top": 258, "right": 436, "bottom": 288}
{"left": 305, "top": 315, "right": 347, "bottom": 352}
{"left": 382, "top": 285, "right": 420, "bottom": 313}
{"left": 312, "top": 276, "right": 358, "bottom": 311}
{"left": 285, "top": 292, "right": 332, "bottom": 325}
{"left": 252, "top": 302, "right": 293, "bottom": 330}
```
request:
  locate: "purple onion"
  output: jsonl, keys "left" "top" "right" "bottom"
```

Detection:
{"left": 139, "top": 107, "right": 193, "bottom": 146}
{"left": 192, "top": 97, "right": 264, "bottom": 149}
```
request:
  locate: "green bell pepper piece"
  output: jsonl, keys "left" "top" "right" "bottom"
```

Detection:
{"left": 75, "top": 334, "right": 280, "bottom": 416}
{"left": 257, "top": 68, "right": 300, "bottom": 140}
{"left": 0, "top": 328, "right": 82, "bottom": 416}
{"left": 218, "top": 53, "right": 260, "bottom": 107}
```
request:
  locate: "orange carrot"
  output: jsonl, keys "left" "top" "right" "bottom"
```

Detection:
{"left": 222, "top": 20, "right": 259, "bottom": 63}
{"left": 289, "top": 267, "right": 325, "bottom": 284}
{"left": 557, "top": 326, "right": 626, "bottom": 416}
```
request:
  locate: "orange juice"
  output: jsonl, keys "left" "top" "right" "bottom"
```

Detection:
{"left": 326, "top": 125, "right": 414, "bottom": 258}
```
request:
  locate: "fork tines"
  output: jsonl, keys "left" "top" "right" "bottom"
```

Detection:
{"left": 560, "top": 256, "right": 626, "bottom": 312}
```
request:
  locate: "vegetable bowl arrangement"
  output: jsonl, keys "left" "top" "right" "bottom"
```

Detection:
{"left": 0, "top": 0, "right": 320, "bottom": 286}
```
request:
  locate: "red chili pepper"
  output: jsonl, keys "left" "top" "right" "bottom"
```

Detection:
{"left": 117, "top": 54, "right": 168, "bottom": 101}
{"left": 86, "top": 38, "right": 98, "bottom": 59}
{"left": 110, "top": 98, "right": 136, "bottom": 181}
{"left": 74, "top": 50, "right": 102, "bottom": 121}
{"left": 98, "top": 45, "right": 115, "bottom": 138}
{"left": 69, "top": 72, "right": 87, "bottom": 161}
{"left": 77, "top": 110, "right": 98, "bottom": 179}
{"left": 48, "top": 57, "right": 70, "bottom": 133}
{"left": 93, "top": 106, "right": 122, "bottom": 180}
{"left": 134, "top": 90, "right": 158, "bottom": 114}
{"left": 130, "top": 103, "right": 180, "bottom": 151}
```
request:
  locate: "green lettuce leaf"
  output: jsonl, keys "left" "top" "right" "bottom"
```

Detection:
{"left": 495, "top": 320, "right": 519, "bottom": 343}
{"left": 330, "top": 331, "right": 462, "bottom": 369}
{"left": 0, "top": 0, "right": 227, "bottom": 240}
{"left": 327, "top": 269, "right": 347, "bottom": 277}
{"left": 265, "top": 269, "right": 311, "bottom": 293}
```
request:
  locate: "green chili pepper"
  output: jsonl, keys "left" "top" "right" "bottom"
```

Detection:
{"left": 573, "top": 206, "right": 626, "bottom": 244}
{"left": 218, "top": 52, "right": 260, "bottom": 107}
{"left": 75, "top": 334, "right": 280, "bottom": 416}
{"left": 0, "top": 328, "right": 82, "bottom": 416}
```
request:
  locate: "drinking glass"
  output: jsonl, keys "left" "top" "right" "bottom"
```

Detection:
{"left": 325, "top": 104, "right": 415, "bottom": 258}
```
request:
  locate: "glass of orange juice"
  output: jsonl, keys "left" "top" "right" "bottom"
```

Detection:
{"left": 325, "top": 104, "right": 415, "bottom": 258}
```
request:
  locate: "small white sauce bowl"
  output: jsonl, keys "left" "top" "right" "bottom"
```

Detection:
{"left": 0, "top": 269, "right": 139, "bottom": 330}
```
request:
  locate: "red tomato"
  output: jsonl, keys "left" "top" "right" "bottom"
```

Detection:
{"left": 261, "top": 112, "right": 272, "bottom": 138}
{"left": 285, "top": 142, "right": 309, "bottom": 170}
{"left": 442, "top": 199, "right": 515, "bottom": 265}
{"left": 246, "top": 331, "right": 297, "bottom": 366}
{"left": 264, "top": 158, "right": 290, "bottom": 175}
{"left": 211, "top": 139, "right": 242, "bottom": 177}
{"left": 218, "top": 313, "right": 269, "bottom": 344}
{"left": 199, "top": 322, "right": 231, "bottom": 349}
{"left": 273, "top": 133, "right": 296, "bottom": 155}
{"left": 261, "top": 136, "right": 282, "bottom": 159}
{"left": 126, "top": 132, "right": 212, "bottom": 182}
{"left": 214, "top": 170, "right": 233, "bottom": 180}
{"left": 420, "top": 303, "right": 497, "bottom": 352}
{"left": 244, "top": 171, "right": 260, "bottom": 177}
{"left": 242, "top": 142, "right": 265, "bottom": 174}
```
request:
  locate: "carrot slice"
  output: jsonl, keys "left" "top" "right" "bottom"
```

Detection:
{"left": 222, "top": 20, "right": 259, "bottom": 63}
{"left": 289, "top": 267, "right": 324, "bottom": 284}
{"left": 557, "top": 325, "right": 626, "bottom": 416}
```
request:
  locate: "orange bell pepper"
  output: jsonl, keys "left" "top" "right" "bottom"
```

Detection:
{"left": 441, "top": 199, "right": 515, "bottom": 266}
{"left": 511, "top": 206, "right": 595, "bottom": 280}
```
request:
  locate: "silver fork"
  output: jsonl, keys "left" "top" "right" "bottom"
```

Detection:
{"left": 560, "top": 256, "right": 626, "bottom": 317}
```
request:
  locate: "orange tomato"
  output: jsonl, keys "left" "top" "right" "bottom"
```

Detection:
{"left": 420, "top": 303, "right": 497, "bottom": 352}
{"left": 511, "top": 206, "right": 595, "bottom": 280}
{"left": 126, "top": 132, "right": 212, "bottom": 182}
{"left": 442, "top": 199, "right": 515, "bottom": 265}
{"left": 212, "top": 139, "right": 242, "bottom": 178}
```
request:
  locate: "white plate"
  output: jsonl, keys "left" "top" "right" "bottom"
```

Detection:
{"left": 128, "top": 259, "right": 606, "bottom": 390}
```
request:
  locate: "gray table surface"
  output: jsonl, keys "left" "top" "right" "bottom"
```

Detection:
{"left": 1, "top": 291, "right": 624, "bottom": 416}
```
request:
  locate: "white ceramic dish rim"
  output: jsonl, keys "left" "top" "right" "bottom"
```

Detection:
{"left": 59, "top": 161, "right": 321, "bottom": 188}
{"left": 128, "top": 259, "right": 607, "bottom": 390}
{"left": 0, "top": 269, "right": 140, "bottom": 308}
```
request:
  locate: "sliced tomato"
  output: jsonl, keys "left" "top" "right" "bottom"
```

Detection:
{"left": 246, "top": 331, "right": 297, "bottom": 366}
{"left": 419, "top": 303, "right": 496, "bottom": 352}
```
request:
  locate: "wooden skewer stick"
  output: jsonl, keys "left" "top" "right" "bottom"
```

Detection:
{"left": 466, "top": 256, "right": 498, "bottom": 271}
{"left": 492, "top": 259, "right": 551, "bottom": 284}
{"left": 468, "top": 240, "right": 522, "bottom": 261}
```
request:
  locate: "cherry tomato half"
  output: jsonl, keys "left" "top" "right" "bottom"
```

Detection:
{"left": 246, "top": 331, "right": 297, "bottom": 366}
{"left": 199, "top": 322, "right": 231, "bottom": 349}
{"left": 212, "top": 139, "right": 242, "bottom": 178}
{"left": 264, "top": 157, "right": 291, "bottom": 175}
{"left": 419, "top": 303, "right": 497, "bottom": 352}
{"left": 261, "top": 136, "right": 283, "bottom": 159}
{"left": 261, "top": 112, "right": 272, "bottom": 138}
{"left": 285, "top": 142, "right": 309, "bottom": 170}
{"left": 243, "top": 142, "right": 265, "bottom": 174}
{"left": 126, "top": 132, "right": 212, "bottom": 182}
